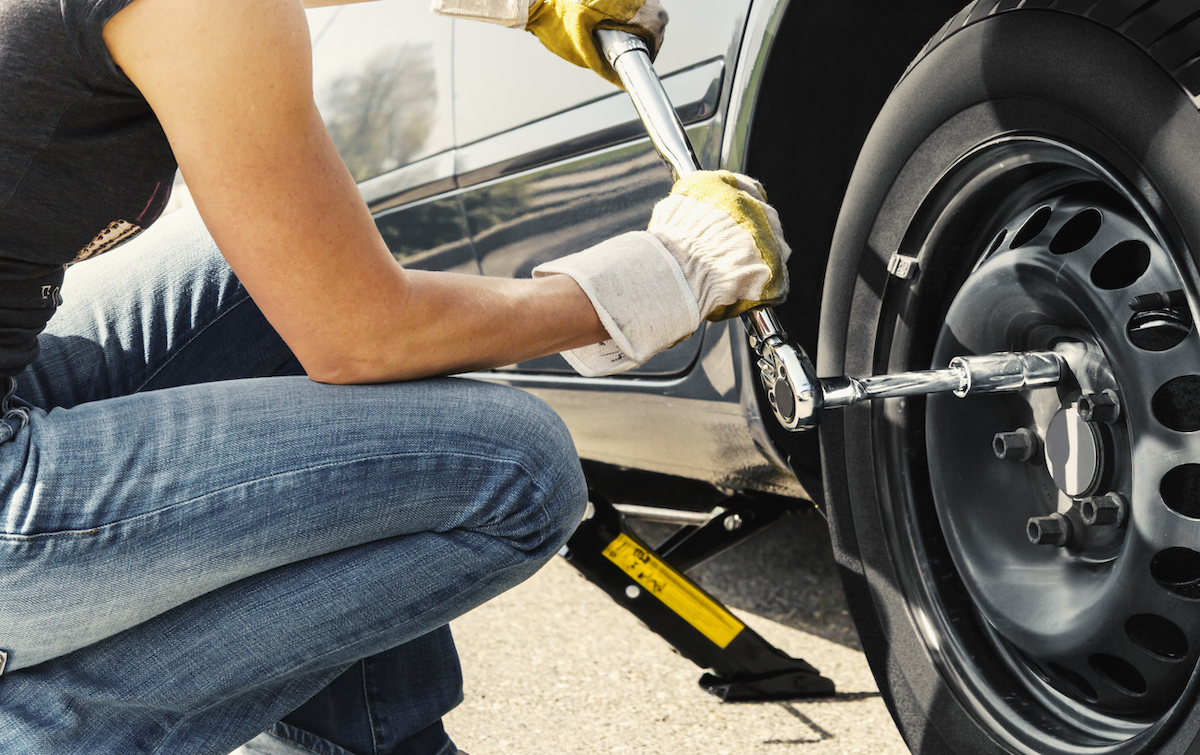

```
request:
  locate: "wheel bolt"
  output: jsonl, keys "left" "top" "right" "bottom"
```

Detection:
{"left": 994, "top": 428, "right": 1038, "bottom": 461}
{"left": 1081, "top": 492, "right": 1127, "bottom": 527}
{"left": 1078, "top": 390, "right": 1120, "bottom": 424}
{"left": 1027, "top": 513, "right": 1073, "bottom": 547}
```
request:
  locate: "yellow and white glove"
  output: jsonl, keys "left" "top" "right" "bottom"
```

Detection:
{"left": 431, "top": 0, "right": 668, "bottom": 88}
{"left": 429, "top": 0, "right": 531, "bottom": 28}
{"left": 533, "top": 171, "right": 791, "bottom": 376}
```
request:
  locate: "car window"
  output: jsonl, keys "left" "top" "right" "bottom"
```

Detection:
{"left": 309, "top": 1, "right": 455, "bottom": 183}
{"left": 452, "top": 0, "right": 751, "bottom": 147}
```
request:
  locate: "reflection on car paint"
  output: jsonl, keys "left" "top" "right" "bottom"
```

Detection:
{"left": 465, "top": 141, "right": 699, "bottom": 376}
{"left": 361, "top": 151, "right": 457, "bottom": 212}
{"left": 454, "top": 60, "right": 724, "bottom": 186}
{"left": 310, "top": 1, "right": 454, "bottom": 181}
{"left": 323, "top": 44, "right": 439, "bottom": 182}
{"left": 374, "top": 196, "right": 478, "bottom": 275}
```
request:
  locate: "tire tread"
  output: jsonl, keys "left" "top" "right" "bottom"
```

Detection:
{"left": 912, "top": 0, "right": 1200, "bottom": 102}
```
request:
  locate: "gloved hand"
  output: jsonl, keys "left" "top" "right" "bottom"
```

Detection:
{"left": 430, "top": 0, "right": 668, "bottom": 89}
{"left": 532, "top": 171, "right": 791, "bottom": 377}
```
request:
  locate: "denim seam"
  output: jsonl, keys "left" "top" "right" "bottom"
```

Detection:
{"left": 0, "top": 450, "right": 548, "bottom": 542}
{"left": 132, "top": 287, "right": 254, "bottom": 394}
{"left": 362, "top": 659, "right": 380, "bottom": 755}
{"left": 263, "top": 730, "right": 326, "bottom": 755}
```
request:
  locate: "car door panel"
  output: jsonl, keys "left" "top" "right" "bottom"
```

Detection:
{"left": 462, "top": 120, "right": 719, "bottom": 375}
{"left": 457, "top": 55, "right": 729, "bottom": 375}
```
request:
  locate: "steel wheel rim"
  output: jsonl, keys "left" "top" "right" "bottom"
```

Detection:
{"left": 876, "top": 136, "right": 1200, "bottom": 753}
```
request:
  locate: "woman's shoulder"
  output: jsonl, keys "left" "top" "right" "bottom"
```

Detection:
{"left": 59, "top": 0, "right": 144, "bottom": 87}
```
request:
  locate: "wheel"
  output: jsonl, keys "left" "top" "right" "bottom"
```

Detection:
{"left": 820, "top": 4, "right": 1200, "bottom": 753}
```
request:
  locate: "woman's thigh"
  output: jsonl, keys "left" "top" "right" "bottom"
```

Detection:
{"left": 0, "top": 373, "right": 587, "bottom": 672}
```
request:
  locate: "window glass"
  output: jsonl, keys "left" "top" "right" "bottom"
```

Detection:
{"left": 310, "top": 2, "right": 455, "bottom": 182}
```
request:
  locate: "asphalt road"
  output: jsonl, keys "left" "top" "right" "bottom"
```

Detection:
{"left": 443, "top": 506, "right": 909, "bottom": 754}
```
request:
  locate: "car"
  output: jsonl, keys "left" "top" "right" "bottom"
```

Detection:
{"left": 293, "top": 1, "right": 1200, "bottom": 753}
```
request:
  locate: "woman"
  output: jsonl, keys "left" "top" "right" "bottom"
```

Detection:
{"left": 0, "top": 0, "right": 789, "bottom": 752}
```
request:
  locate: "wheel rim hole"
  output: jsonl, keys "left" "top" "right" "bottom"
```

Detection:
{"left": 1161, "top": 464, "right": 1200, "bottom": 519}
{"left": 1047, "top": 662, "right": 1098, "bottom": 702}
{"left": 1091, "top": 239, "right": 1151, "bottom": 288}
{"left": 1051, "top": 208, "right": 1103, "bottom": 255}
{"left": 1151, "top": 547, "right": 1200, "bottom": 599}
{"left": 985, "top": 230, "right": 1007, "bottom": 257}
{"left": 1126, "top": 614, "right": 1190, "bottom": 660}
{"left": 1128, "top": 308, "right": 1192, "bottom": 352}
{"left": 1152, "top": 376, "right": 1200, "bottom": 431}
{"left": 1009, "top": 206, "right": 1052, "bottom": 249}
{"left": 1088, "top": 653, "right": 1147, "bottom": 695}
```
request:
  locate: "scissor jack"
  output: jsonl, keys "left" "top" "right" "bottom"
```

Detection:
{"left": 562, "top": 491, "right": 835, "bottom": 701}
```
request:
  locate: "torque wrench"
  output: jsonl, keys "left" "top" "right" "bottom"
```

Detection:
{"left": 595, "top": 29, "right": 1066, "bottom": 431}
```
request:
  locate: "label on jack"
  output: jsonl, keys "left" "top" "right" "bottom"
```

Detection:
{"left": 603, "top": 533, "right": 745, "bottom": 648}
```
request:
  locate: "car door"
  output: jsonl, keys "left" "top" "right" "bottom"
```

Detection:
{"left": 452, "top": 1, "right": 752, "bottom": 375}
{"left": 309, "top": 1, "right": 475, "bottom": 275}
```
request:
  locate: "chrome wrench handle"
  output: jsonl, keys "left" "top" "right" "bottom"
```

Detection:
{"left": 596, "top": 29, "right": 699, "bottom": 181}
{"left": 596, "top": 28, "right": 819, "bottom": 431}
{"left": 820, "top": 351, "right": 1065, "bottom": 408}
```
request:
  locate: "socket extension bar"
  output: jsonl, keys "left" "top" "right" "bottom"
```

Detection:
{"left": 595, "top": 29, "right": 1066, "bottom": 430}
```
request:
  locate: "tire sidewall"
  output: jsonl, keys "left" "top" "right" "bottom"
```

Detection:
{"left": 820, "top": 10, "right": 1200, "bottom": 754}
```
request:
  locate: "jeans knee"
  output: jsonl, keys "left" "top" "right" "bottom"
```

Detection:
{"left": 512, "top": 392, "right": 587, "bottom": 544}
{"left": 532, "top": 420, "right": 588, "bottom": 549}
{"left": 462, "top": 383, "right": 587, "bottom": 553}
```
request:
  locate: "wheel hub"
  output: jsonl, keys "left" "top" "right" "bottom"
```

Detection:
{"left": 1044, "top": 404, "right": 1102, "bottom": 499}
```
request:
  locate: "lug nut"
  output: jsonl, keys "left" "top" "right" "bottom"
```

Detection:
{"left": 1081, "top": 492, "right": 1127, "bottom": 527}
{"left": 1028, "top": 513, "right": 1073, "bottom": 547}
{"left": 994, "top": 428, "right": 1038, "bottom": 461}
{"left": 1078, "top": 390, "right": 1121, "bottom": 424}
{"left": 1129, "top": 289, "right": 1185, "bottom": 311}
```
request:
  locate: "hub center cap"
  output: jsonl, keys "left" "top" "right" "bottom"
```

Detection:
{"left": 1045, "top": 405, "right": 1102, "bottom": 498}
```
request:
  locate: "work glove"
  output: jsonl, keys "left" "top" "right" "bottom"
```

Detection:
{"left": 430, "top": 0, "right": 668, "bottom": 89}
{"left": 532, "top": 170, "right": 791, "bottom": 377}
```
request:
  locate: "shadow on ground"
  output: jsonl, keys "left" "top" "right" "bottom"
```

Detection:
{"left": 627, "top": 505, "right": 861, "bottom": 650}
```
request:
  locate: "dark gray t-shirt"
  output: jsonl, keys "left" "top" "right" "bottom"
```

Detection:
{"left": 0, "top": 0, "right": 176, "bottom": 374}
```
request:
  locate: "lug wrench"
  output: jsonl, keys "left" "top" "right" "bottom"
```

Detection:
{"left": 595, "top": 29, "right": 1066, "bottom": 430}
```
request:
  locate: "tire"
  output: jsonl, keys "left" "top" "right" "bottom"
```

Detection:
{"left": 820, "top": 4, "right": 1200, "bottom": 753}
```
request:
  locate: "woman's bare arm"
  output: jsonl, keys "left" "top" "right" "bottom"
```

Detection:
{"left": 103, "top": 0, "right": 607, "bottom": 384}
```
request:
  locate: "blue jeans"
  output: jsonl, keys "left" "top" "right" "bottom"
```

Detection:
{"left": 0, "top": 208, "right": 588, "bottom": 754}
